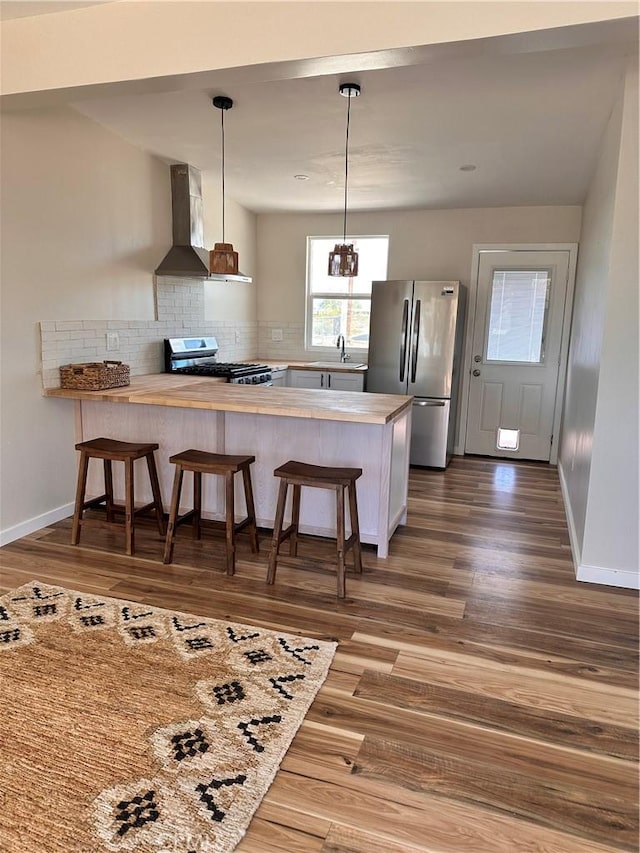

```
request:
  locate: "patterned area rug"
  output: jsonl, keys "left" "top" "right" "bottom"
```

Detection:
{"left": 0, "top": 581, "right": 336, "bottom": 852}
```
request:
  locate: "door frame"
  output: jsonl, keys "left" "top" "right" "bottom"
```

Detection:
{"left": 456, "top": 243, "right": 578, "bottom": 465}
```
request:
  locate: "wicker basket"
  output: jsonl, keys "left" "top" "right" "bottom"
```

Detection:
{"left": 59, "top": 360, "right": 130, "bottom": 391}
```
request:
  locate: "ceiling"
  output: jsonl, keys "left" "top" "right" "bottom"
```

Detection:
{"left": 5, "top": 7, "right": 638, "bottom": 214}
{"left": 0, "top": 1, "right": 114, "bottom": 20}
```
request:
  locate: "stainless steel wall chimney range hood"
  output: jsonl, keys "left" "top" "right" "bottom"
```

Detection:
{"left": 155, "top": 163, "right": 252, "bottom": 282}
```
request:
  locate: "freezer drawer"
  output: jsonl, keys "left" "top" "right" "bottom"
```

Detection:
{"left": 410, "top": 398, "right": 452, "bottom": 468}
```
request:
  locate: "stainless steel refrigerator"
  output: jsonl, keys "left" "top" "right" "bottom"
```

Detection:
{"left": 367, "top": 280, "right": 466, "bottom": 468}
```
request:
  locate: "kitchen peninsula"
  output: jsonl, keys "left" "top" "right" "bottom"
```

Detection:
{"left": 46, "top": 376, "right": 412, "bottom": 557}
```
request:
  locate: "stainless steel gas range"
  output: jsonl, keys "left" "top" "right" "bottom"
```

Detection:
{"left": 164, "top": 337, "right": 272, "bottom": 385}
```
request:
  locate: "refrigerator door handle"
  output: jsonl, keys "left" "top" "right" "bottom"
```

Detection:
{"left": 410, "top": 299, "right": 421, "bottom": 383}
{"left": 414, "top": 400, "right": 446, "bottom": 407}
{"left": 399, "top": 299, "right": 410, "bottom": 382}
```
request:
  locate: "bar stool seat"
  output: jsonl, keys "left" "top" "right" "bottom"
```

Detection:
{"left": 72, "top": 437, "right": 166, "bottom": 556}
{"left": 267, "top": 460, "right": 363, "bottom": 598}
{"left": 163, "top": 449, "right": 259, "bottom": 574}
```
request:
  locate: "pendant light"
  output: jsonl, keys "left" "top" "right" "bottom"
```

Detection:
{"left": 328, "top": 82, "right": 361, "bottom": 277}
{"left": 209, "top": 96, "right": 252, "bottom": 282}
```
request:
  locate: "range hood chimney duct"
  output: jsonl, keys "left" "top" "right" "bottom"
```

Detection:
{"left": 155, "top": 163, "right": 251, "bottom": 281}
{"left": 155, "top": 164, "right": 210, "bottom": 277}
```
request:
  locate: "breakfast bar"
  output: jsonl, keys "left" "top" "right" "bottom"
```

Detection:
{"left": 46, "top": 376, "right": 413, "bottom": 557}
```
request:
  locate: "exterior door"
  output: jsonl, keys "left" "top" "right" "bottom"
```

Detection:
{"left": 465, "top": 250, "right": 571, "bottom": 460}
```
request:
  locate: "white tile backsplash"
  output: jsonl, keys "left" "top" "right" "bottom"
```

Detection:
{"left": 257, "top": 322, "right": 307, "bottom": 359}
{"left": 40, "top": 278, "right": 259, "bottom": 389}
{"left": 39, "top": 278, "right": 350, "bottom": 388}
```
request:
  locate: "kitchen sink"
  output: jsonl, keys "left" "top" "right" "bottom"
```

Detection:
{"left": 308, "top": 361, "right": 366, "bottom": 368}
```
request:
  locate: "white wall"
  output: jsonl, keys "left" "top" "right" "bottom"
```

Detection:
{"left": 2, "top": 108, "right": 164, "bottom": 321}
{"left": 0, "top": 107, "right": 167, "bottom": 537}
{"left": 256, "top": 204, "right": 581, "bottom": 328}
{"left": 559, "top": 58, "right": 639, "bottom": 588}
{"left": 202, "top": 173, "right": 257, "bottom": 325}
{"left": 558, "top": 87, "right": 622, "bottom": 549}
{"left": 580, "top": 58, "right": 639, "bottom": 583}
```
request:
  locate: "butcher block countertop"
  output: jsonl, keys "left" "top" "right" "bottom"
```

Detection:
{"left": 265, "top": 360, "right": 368, "bottom": 374}
{"left": 45, "top": 375, "right": 411, "bottom": 425}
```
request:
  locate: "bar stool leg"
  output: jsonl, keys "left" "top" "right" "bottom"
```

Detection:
{"left": 163, "top": 465, "right": 184, "bottom": 564}
{"left": 336, "top": 484, "right": 347, "bottom": 599}
{"left": 71, "top": 451, "right": 90, "bottom": 545}
{"left": 103, "top": 459, "right": 115, "bottom": 523}
{"left": 146, "top": 452, "right": 166, "bottom": 536}
{"left": 348, "top": 481, "right": 363, "bottom": 574}
{"left": 124, "top": 458, "right": 135, "bottom": 556}
{"left": 193, "top": 471, "right": 202, "bottom": 540}
{"left": 225, "top": 470, "right": 236, "bottom": 576}
{"left": 241, "top": 464, "right": 259, "bottom": 553}
{"left": 267, "top": 478, "right": 289, "bottom": 585}
{"left": 289, "top": 483, "right": 301, "bottom": 557}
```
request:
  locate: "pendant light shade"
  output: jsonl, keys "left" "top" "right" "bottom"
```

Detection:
{"left": 328, "top": 243, "right": 358, "bottom": 277}
{"left": 329, "top": 83, "right": 361, "bottom": 277}
{"left": 209, "top": 96, "right": 251, "bottom": 282}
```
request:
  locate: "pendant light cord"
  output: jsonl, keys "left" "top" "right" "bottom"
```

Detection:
{"left": 220, "top": 107, "right": 226, "bottom": 244}
{"left": 343, "top": 91, "right": 352, "bottom": 243}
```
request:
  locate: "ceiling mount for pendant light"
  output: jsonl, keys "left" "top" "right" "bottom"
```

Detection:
{"left": 329, "top": 82, "right": 361, "bottom": 277}
{"left": 209, "top": 96, "right": 252, "bottom": 282}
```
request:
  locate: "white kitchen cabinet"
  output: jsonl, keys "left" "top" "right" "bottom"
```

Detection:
{"left": 270, "top": 369, "right": 288, "bottom": 386}
{"left": 328, "top": 371, "right": 364, "bottom": 392}
{"left": 288, "top": 369, "right": 364, "bottom": 392}
{"left": 288, "top": 369, "right": 323, "bottom": 389}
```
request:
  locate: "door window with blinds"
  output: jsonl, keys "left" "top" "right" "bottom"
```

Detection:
{"left": 485, "top": 270, "right": 551, "bottom": 363}
{"left": 306, "top": 236, "right": 389, "bottom": 350}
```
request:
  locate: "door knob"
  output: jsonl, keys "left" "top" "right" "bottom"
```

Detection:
{"left": 472, "top": 369, "right": 481, "bottom": 377}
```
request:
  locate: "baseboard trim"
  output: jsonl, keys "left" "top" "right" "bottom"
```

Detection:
{"left": 557, "top": 460, "right": 581, "bottom": 575}
{"left": 576, "top": 563, "right": 640, "bottom": 590}
{"left": 0, "top": 502, "right": 74, "bottom": 547}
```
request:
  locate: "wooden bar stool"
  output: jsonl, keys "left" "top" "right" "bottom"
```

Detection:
{"left": 163, "top": 449, "right": 259, "bottom": 574}
{"left": 267, "top": 460, "right": 363, "bottom": 598}
{"left": 72, "top": 437, "right": 166, "bottom": 556}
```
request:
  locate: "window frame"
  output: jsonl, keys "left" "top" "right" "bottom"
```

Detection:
{"left": 304, "top": 234, "right": 390, "bottom": 354}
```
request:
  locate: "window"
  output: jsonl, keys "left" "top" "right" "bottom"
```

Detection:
{"left": 486, "top": 270, "right": 550, "bottom": 363}
{"left": 306, "top": 236, "right": 389, "bottom": 350}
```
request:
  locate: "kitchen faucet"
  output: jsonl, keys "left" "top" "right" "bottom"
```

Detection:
{"left": 336, "top": 334, "right": 350, "bottom": 362}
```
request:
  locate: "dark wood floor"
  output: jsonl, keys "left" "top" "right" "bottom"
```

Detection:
{"left": 1, "top": 456, "right": 638, "bottom": 852}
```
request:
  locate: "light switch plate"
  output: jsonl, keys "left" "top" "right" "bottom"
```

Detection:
{"left": 271, "top": 328, "right": 283, "bottom": 342}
